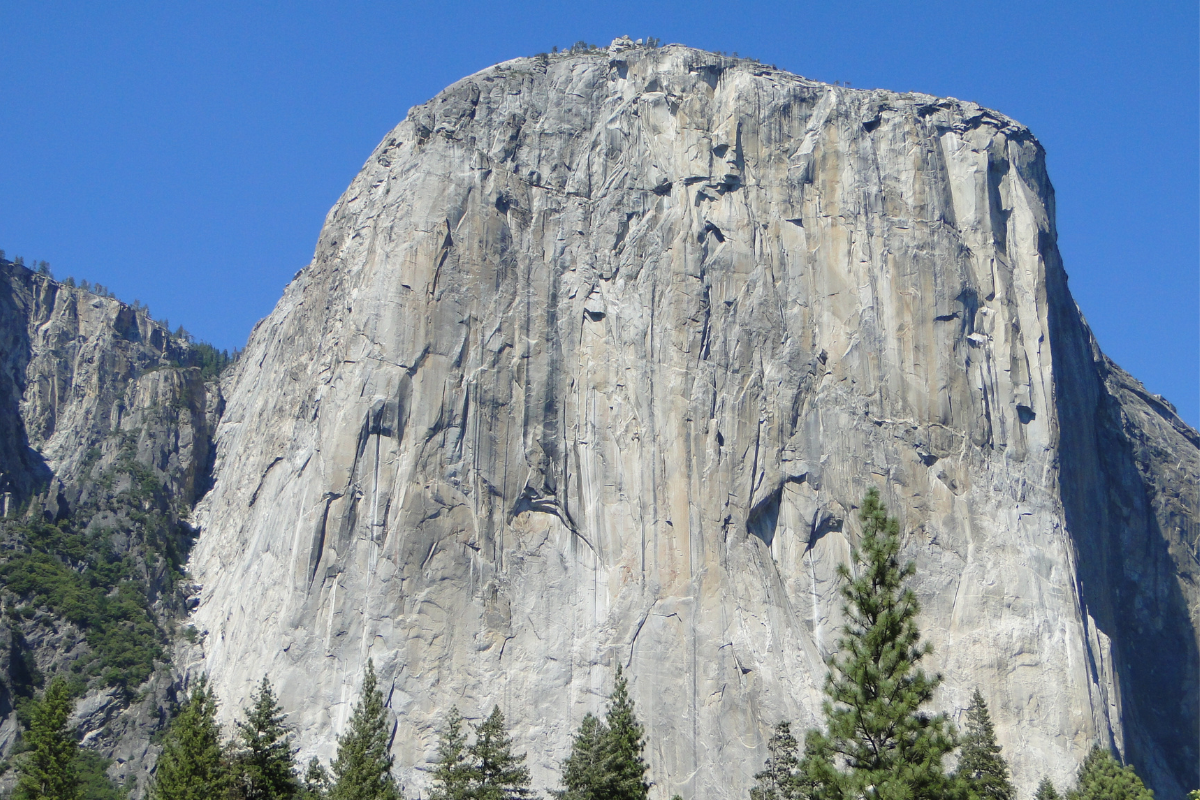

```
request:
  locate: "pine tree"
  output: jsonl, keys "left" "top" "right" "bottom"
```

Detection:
{"left": 1035, "top": 777, "right": 1062, "bottom": 800}
{"left": 555, "top": 666, "right": 650, "bottom": 800}
{"left": 555, "top": 714, "right": 609, "bottom": 800}
{"left": 955, "top": 689, "right": 1014, "bottom": 800}
{"left": 751, "top": 722, "right": 800, "bottom": 800}
{"left": 1066, "top": 746, "right": 1153, "bottom": 800}
{"left": 14, "top": 677, "right": 82, "bottom": 800}
{"left": 231, "top": 676, "right": 300, "bottom": 800}
{"left": 151, "top": 675, "right": 229, "bottom": 800}
{"left": 329, "top": 660, "right": 401, "bottom": 800}
{"left": 430, "top": 707, "right": 474, "bottom": 800}
{"left": 800, "top": 488, "right": 959, "bottom": 799}
{"left": 601, "top": 667, "right": 649, "bottom": 800}
{"left": 469, "top": 706, "right": 532, "bottom": 800}
{"left": 301, "top": 757, "right": 331, "bottom": 800}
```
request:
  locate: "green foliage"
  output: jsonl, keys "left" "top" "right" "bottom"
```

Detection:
{"left": 150, "top": 676, "right": 228, "bottom": 800}
{"left": 751, "top": 722, "right": 800, "bottom": 800}
{"left": 0, "top": 423, "right": 203, "bottom": 695}
{"left": 14, "top": 677, "right": 82, "bottom": 800}
{"left": 230, "top": 676, "right": 300, "bottom": 800}
{"left": 75, "top": 749, "right": 128, "bottom": 800}
{"left": 602, "top": 668, "right": 649, "bottom": 800}
{"left": 429, "top": 707, "right": 472, "bottom": 800}
{"left": 555, "top": 667, "right": 648, "bottom": 800}
{"left": 556, "top": 713, "right": 607, "bottom": 800}
{"left": 185, "top": 341, "right": 238, "bottom": 381}
{"left": 468, "top": 706, "right": 532, "bottom": 800}
{"left": 1066, "top": 747, "right": 1153, "bottom": 800}
{"left": 799, "top": 488, "right": 960, "bottom": 799}
{"left": 1035, "top": 777, "right": 1062, "bottom": 800}
{"left": 0, "top": 517, "right": 164, "bottom": 692}
{"left": 301, "top": 757, "right": 330, "bottom": 800}
{"left": 329, "top": 660, "right": 401, "bottom": 800}
{"left": 955, "top": 689, "right": 1013, "bottom": 800}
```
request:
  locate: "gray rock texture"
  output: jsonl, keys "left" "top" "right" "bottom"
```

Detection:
{"left": 0, "top": 259, "right": 223, "bottom": 794}
{"left": 189, "top": 40, "right": 1199, "bottom": 799}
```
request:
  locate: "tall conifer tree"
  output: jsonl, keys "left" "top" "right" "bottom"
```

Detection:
{"left": 329, "top": 660, "right": 401, "bottom": 800}
{"left": 468, "top": 706, "right": 532, "bottom": 800}
{"left": 800, "top": 488, "right": 959, "bottom": 799}
{"left": 231, "top": 676, "right": 300, "bottom": 799}
{"left": 151, "top": 676, "right": 228, "bottom": 800}
{"left": 555, "top": 666, "right": 650, "bottom": 800}
{"left": 602, "top": 667, "right": 649, "bottom": 800}
{"left": 429, "top": 707, "right": 474, "bottom": 800}
{"left": 555, "top": 714, "right": 609, "bottom": 800}
{"left": 14, "top": 677, "right": 81, "bottom": 800}
{"left": 955, "top": 689, "right": 1014, "bottom": 800}
{"left": 751, "top": 722, "right": 800, "bottom": 800}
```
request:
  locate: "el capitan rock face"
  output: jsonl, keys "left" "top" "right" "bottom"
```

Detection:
{"left": 188, "top": 39, "right": 1199, "bottom": 799}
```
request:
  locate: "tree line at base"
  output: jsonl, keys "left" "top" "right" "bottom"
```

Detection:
{"left": 9, "top": 490, "right": 1180, "bottom": 799}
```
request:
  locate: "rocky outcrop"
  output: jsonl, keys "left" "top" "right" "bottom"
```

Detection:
{"left": 188, "top": 40, "right": 1199, "bottom": 799}
{"left": 0, "top": 259, "right": 223, "bottom": 794}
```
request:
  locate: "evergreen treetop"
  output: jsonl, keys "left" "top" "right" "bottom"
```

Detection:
{"left": 801, "top": 488, "right": 960, "bottom": 799}
{"left": 555, "top": 666, "right": 649, "bottom": 800}
{"left": 555, "top": 713, "right": 609, "bottom": 800}
{"left": 301, "top": 756, "right": 331, "bottom": 800}
{"left": 14, "top": 677, "right": 82, "bottom": 800}
{"left": 1035, "top": 777, "right": 1062, "bottom": 800}
{"left": 469, "top": 706, "right": 533, "bottom": 800}
{"left": 231, "top": 675, "right": 300, "bottom": 800}
{"left": 601, "top": 667, "right": 649, "bottom": 800}
{"left": 151, "top": 675, "right": 228, "bottom": 800}
{"left": 329, "top": 660, "right": 401, "bottom": 800}
{"left": 955, "top": 688, "right": 1014, "bottom": 800}
{"left": 1066, "top": 747, "right": 1153, "bottom": 800}
{"left": 429, "top": 707, "right": 473, "bottom": 800}
{"left": 750, "top": 721, "right": 800, "bottom": 800}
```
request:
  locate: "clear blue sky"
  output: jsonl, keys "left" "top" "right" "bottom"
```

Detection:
{"left": 2, "top": 1, "right": 1196, "bottom": 427}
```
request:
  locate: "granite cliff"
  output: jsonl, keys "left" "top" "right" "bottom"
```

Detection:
{"left": 176, "top": 38, "right": 1197, "bottom": 799}
{"left": 0, "top": 258, "right": 224, "bottom": 793}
